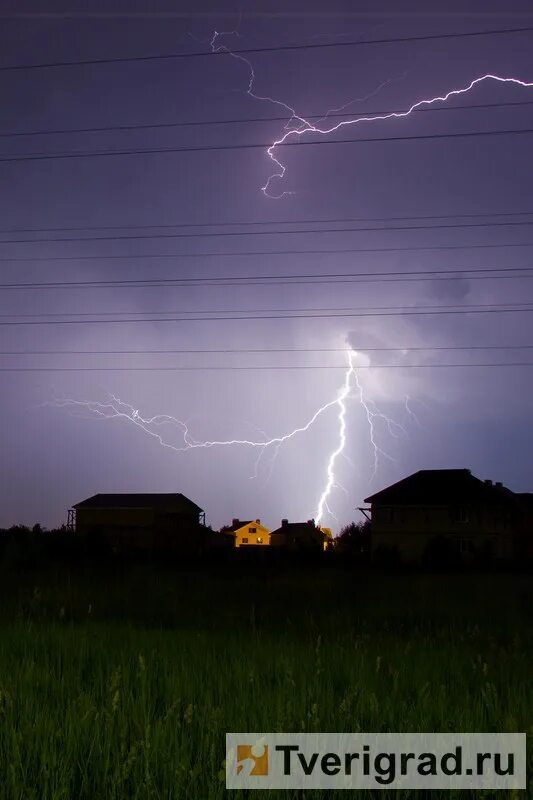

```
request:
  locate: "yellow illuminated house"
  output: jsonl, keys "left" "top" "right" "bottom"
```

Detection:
{"left": 320, "top": 527, "right": 333, "bottom": 551}
{"left": 230, "top": 518, "right": 271, "bottom": 547}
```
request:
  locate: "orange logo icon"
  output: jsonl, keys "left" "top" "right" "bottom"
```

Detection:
{"left": 236, "top": 743, "right": 269, "bottom": 776}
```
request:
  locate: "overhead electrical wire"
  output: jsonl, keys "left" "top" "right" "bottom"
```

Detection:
{"left": 1, "top": 265, "right": 533, "bottom": 291}
{"left": 3, "top": 363, "right": 533, "bottom": 372}
{"left": 1, "top": 25, "right": 532, "bottom": 72}
{"left": 2, "top": 99, "right": 532, "bottom": 139}
{"left": 2, "top": 301, "right": 532, "bottom": 320}
{"left": 1, "top": 208, "right": 532, "bottom": 236}
{"left": 2, "top": 345, "right": 533, "bottom": 355}
{"left": 1, "top": 241, "right": 533, "bottom": 266}
{"left": 1, "top": 126, "right": 533, "bottom": 163}
{"left": 1, "top": 219, "right": 533, "bottom": 245}
{"left": 1, "top": 306, "right": 533, "bottom": 326}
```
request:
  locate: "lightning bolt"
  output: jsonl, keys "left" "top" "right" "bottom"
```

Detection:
{"left": 314, "top": 347, "right": 407, "bottom": 526}
{"left": 315, "top": 350, "right": 355, "bottom": 525}
{"left": 206, "top": 36, "right": 533, "bottom": 197}
{"left": 404, "top": 394, "right": 423, "bottom": 428}
{"left": 209, "top": 29, "right": 412, "bottom": 198}
{"left": 49, "top": 381, "right": 346, "bottom": 457}
{"left": 267, "top": 74, "right": 533, "bottom": 196}
{"left": 50, "top": 348, "right": 407, "bottom": 527}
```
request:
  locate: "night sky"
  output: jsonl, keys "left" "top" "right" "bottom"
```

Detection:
{"left": 1, "top": 0, "right": 532, "bottom": 531}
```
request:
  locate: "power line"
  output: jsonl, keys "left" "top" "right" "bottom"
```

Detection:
{"left": 2, "top": 219, "right": 533, "bottom": 246}
{"left": 2, "top": 345, "right": 533, "bottom": 356}
{"left": 1, "top": 307, "right": 533, "bottom": 326}
{"left": 4, "top": 363, "right": 533, "bottom": 372}
{"left": 2, "top": 126, "right": 533, "bottom": 163}
{"left": 2, "top": 275, "right": 532, "bottom": 292}
{"left": 1, "top": 26, "right": 532, "bottom": 71}
{"left": 2, "top": 98, "right": 532, "bottom": 139}
{"left": 1, "top": 242, "right": 533, "bottom": 266}
{"left": 1, "top": 208, "right": 532, "bottom": 236}
{"left": 2, "top": 301, "right": 532, "bottom": 320}
{"left": 1, "top": 265, "right": 532, "bottom": 291}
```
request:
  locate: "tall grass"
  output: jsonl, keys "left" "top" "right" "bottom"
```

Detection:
{"left": 0, "top": 565, "right": 530, "bottom": 798}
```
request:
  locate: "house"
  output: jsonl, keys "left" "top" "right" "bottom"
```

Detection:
{"left": 269, "top": 519, "right": 325, "bottom": 551}
{"left": 70, "top": 493, "right": 213, "bottom": 554}
{"left": 226, "top": 518, "right": 270, "bottom": 547}
{"left": 320, "top": 527, "right": 334, "bottom": 551}
{"left": 362, "top": 469, "right": 519, "bottom": 564}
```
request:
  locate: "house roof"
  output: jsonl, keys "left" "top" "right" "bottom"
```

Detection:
{"left": 73, "top": 493, "right": 203, "bottom": 512}
{"left": 364, "top": 469, "right": 516, "bottom": 506}
{"left": 231, "top": 520, "right": 254, "bottom": 530}
{"left": 227, "top": 519, "right": 266, "bottom": 531}
{"left": 270, "top": 521, "right": 320, "bottom": 537}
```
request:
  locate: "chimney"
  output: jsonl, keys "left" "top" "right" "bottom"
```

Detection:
{"left": 495, "top": 481, "right": 503, "bottom": 488}
{"left": 281, "top": 518, "right": 289, "bottom": 528}
{"left": 307, "top": 519, "right": 315, "bottom": 526}
{"left": 232, "top": 518, "right": 239, "bottom": 528}
{"left": 256, "top": 519, "right": 260, "bottom": 524}
{"left": 484, "top": 479, "right": 492, "bottom": 486}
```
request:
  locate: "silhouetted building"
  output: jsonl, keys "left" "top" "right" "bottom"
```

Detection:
{"left": 70, "top": 493, "right": 220, "bottom": 555}
{"left": 225, "top": 518, "right": 271, "bottom": 547}
{"left": 269, "top": 519, "right": 325, "bottom": 551}
{"left": 515, "top": 493, "right": 533, "bottom": 560}
{"left": 363, "top": 469, "right": 521, "bottom": 564}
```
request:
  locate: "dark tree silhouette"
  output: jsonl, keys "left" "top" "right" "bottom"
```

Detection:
{"left": 336, "top": 520, "right": 371, "bottom": 557}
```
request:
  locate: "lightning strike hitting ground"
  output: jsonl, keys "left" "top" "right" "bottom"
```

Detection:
{"left": 207, "top": 38, "right": 533, "bottom": 197}
{"left": 315, "top": 350, "right": 356, "bottom": 525}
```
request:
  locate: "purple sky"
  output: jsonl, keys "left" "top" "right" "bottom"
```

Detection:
{"left": 1, "top": 0, "right": 532, "bottom": 532}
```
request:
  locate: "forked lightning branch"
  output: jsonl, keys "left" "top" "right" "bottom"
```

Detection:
{"left": 209, "top": 29, "right": 533, "bottom": 198}
{"left": 51, "top": 349, "right": 402, "bottom": 525}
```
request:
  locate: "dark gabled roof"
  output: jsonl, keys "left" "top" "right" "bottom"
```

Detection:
{"left": 364, "top": 469, "right": 516, "bottom": 506}
{"left": 231, "top": 520, "right": 254, "bottom": 531}
{"left": 270, "top": 521, "right": 320, "bottom": 537}
{"left": 73, "top": 493, "right": 203, "bottom": 512}
{"left": 226, "top": 519, "right": 265, "bottom": 531}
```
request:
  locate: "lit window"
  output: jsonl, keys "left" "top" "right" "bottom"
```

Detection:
{"left": 257, "top": 537, "right": 263, "bottom": 544}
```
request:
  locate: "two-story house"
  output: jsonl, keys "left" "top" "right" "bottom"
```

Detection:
{"left": 269, "top": 519, "right": 326, "bottom": 551}
{"left": 363, "top": 469, "right": 518, "bottom": 563}
{"left": 229, "top": 519, "right": 271, "bottom": 547}
{"left": 70, "top": 492, "right": 211, "bottom": 554}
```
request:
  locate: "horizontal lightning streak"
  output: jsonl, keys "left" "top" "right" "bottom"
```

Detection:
{"left": 260, "top": 75, "right": 533, "bottom": 196}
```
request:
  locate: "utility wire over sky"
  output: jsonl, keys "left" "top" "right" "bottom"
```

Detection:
{"left": 1, "top": 24, "right": 532, "bottom": 70}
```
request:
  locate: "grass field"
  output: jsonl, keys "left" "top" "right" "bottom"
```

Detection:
{"left": 0, "top": 562, "right": 530, "bottom": 798}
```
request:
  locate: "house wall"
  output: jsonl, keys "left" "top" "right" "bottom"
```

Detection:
{"left": 270, "top": 528, "right": 325, "bottom": 550}
{"left": 76, "top": 507, "right": 155, "bottom": 533}
{"left": 75, "top": 506, "right": 201, "bottom": 553}
{"left": 234, "top": 521, "right": 270, "bottom": 547}
{"left": 371, "top": 503, "right": 514, "bottom": 563}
